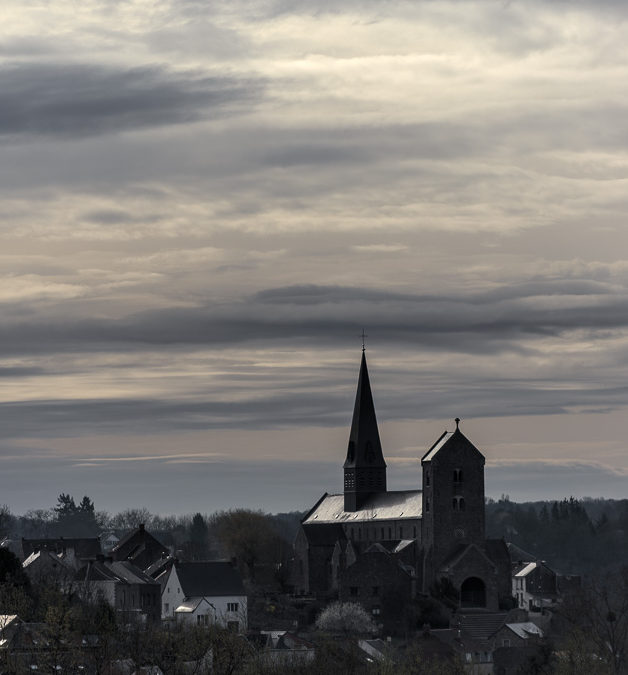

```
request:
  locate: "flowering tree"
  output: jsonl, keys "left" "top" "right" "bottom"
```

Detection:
{"left": 315, "top": 601, "right": 376, "bottom": 636}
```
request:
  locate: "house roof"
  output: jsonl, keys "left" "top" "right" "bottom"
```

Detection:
{"left": 22, "top": 550, "right": 71, "bottom": 571}
{"left": 111, "top": 525, "right": 168, "bottom": 565}
{"left": 175, "top": 561, "right": 245, "bottom": 598}
{"left": 109, "top": 561, "right": 158, "bottom": 585}
{"left": 74, "top": 559, "right": 158, "bottom": 585}
{"left": 75, "top": 560, "right": 122, "bottom": 583}
{"left": 175, "top": 597, "right": 214, "bottom": 613}
{"left": 21, "top": 537, "right": 102, "bottom": 559}
{"left": 145, "top": 555, "right": 175, "bottom": 580}
{"left": 505, "top": 622, "right": 543, "bottom": 640}
{"left": 455, "top": 613, "right": 508, "bottom": 640}
{"left": 302, "top": 490, "right": 422, "bottom": 525}
{"left": 514, "top": 562, "right": 537, "bottom": 578}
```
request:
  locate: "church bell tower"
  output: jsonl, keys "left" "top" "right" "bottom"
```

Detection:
{"left": 343, "top": 351, "right": 387, "bottom": 512}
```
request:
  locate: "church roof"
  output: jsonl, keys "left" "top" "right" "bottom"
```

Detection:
{"left": 343, "top": 351, "right": 386, "bottom": 470}
{"left": 421, "top": 425, "right": 484, "bottom": 464}
{"left": 303, "top": 490, "right": 422, "bottom": 524}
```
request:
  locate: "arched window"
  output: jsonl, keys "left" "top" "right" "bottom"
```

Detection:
{"left": 453, "top": 496, "right": 465, "bottom": 511}
{"left": 426, "top": 498, "right": 430, "bottom": 513}
{"left": 453, "top": 468, "right": 463, "bottom": 483}
{"left": 460, "top": 577, "right": 486, "bottom": 608}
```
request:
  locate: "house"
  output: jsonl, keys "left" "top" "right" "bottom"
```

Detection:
{"left": 512, "top": 561, "right": 558, "bottom": 612}
{"left": 111, "top": 523, "right": 169, "bottom": 570}
{"left": 428, "top": 610, "right": 544, "bottom": 674}
{"left": 101, "top": 531, "right": 121, "bottom": 553}
{"left": 254, "top": 631, "right": 315, "bottom": 667}
{"left": 293, "top": 350, "right": 513, "bottom": 613}
{"left": 75, "top": 557, "right": 161, "bottom": 623}
{"left": 159, "top": 560, "right": 247, "bottom": 632}
{"left": 22, "top": 549, "right": 72, "bottom": 588}
{"left": 21, "top": 537, "right": 102, "bottom": 570}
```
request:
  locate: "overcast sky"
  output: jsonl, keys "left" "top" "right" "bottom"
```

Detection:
{"left": 1, "top": 0, "right": 627, "bottom": 517}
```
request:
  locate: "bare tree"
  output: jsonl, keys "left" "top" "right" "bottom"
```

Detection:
{"left": 557, "top": 568, "right": 628, "bottom": 675}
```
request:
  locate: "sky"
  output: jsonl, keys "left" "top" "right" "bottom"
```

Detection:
{"left": 1, "top": 0, "right": 627, "bottom": 517}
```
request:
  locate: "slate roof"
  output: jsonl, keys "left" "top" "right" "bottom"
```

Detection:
{"left": 74, "top": 559, "right": 158, "bottom": 586}
{"left": 145, "top": 555, "right": 175, "bottom": 580}
{"left": 110, "top": 561, "right": 158, "bottom": 585}
{"left": 421, "top": 426, "right": 484, "bottom": 464}
{"left": 456, "top": 613, "right": 508, "bottom": 640}
{"left": 514, "top": 562, "right": 537, "bottom": 578}
{"left": 175, "top": 561, "right": 245, "bottom": 598}
{"left": 111, "top": 525, "right": 168, "bottom": 567}
{"left": 505, "top": 622, "right": 543, "bottom": 640}
{"left": 302, "top": 490, "right": 421, "bottom": 525}
{"left": 21, "top": 537, "right": 102, "bottom": 560}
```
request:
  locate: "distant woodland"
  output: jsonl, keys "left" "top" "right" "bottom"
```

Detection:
{"left": 485, "top": 495, "right": 628, "bottom": 576}
{"left": 1, "top": 494, "right": 627, "bottom": 579}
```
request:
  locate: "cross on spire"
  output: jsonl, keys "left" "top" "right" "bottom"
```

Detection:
{"left": 360, "top": 329, "right": 368, "bottom": 352}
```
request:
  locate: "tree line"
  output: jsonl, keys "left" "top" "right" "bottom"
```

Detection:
{"left": 486, "top": 496, "right": 628, "bottom": 576}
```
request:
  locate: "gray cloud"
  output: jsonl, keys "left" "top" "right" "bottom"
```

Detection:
{"left": 0, "top": 63, "right": 262, "bottom": 139}
{"left": 1, "top": 276, "right": 628, "bottom": 357}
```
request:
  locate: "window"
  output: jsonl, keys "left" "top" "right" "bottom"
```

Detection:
{"left": 425, "top": 471, "right": 430, "bottom": 486}
{"left": 399, "top": 526, "right": 403, "bottom": 538}
{"left": 426, "top": 499, "right": 430, "bottom": 513}
{"left": 453, "top": 468, "right": 463, "bottom": 483}
{"left": 197, "top": 614, "right": 209, "bottom": 626}
{"left": 227, "top": 603, "right": 239, "bottom": 612}
{"left": 350, "top": 586, "right": 358, "bottom": 597}
{"left": 453, "top": 496, "right": 465, "bottom": 511}
{"left": 372, "top": 606, "right": 381, "bottom": 615}
{"left": 502, "top": 639, "right": 510, "bottom": 647}
{"left": 388, "top": 527, "right": 392, "bottom": 539}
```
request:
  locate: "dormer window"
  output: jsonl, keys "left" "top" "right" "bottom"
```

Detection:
{"left": 453, "top": 468, "right": 463, "bottom": 483}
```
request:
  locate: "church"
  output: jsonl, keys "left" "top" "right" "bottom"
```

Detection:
{"left": 293, "top": 350, "right": 511, "bottom": 613}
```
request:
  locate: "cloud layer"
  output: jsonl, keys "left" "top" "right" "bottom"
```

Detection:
{"left": 1, "top": 0, "right": 627, "bottom": 513}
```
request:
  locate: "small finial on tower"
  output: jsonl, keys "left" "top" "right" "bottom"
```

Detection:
{"left": 360, "top": 329, "right": 368, "bottom": 352}
{"left": 455, "top": 417, "right": 460, "bottom": 429}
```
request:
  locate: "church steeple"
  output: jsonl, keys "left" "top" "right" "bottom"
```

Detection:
{"left": 343, "top": 351, "right": 387, "bottom": 511}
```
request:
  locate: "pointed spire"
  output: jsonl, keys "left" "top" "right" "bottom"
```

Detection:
{"left": 343, "top": 351, "right": 387, "bottom": 511}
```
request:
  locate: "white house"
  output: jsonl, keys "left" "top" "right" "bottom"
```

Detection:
{"left": 159, "top": 561, "right": 247, "bottom": 632}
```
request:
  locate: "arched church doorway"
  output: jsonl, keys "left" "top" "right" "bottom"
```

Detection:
{"left": 460, "top": 577, "right": 486, "bottom": 608}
